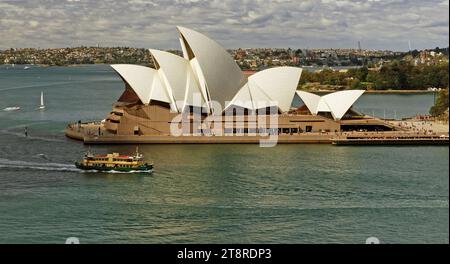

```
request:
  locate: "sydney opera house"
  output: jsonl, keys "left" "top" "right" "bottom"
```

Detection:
{"left": 66, "top": 26, "right": 396, "bottom": 144}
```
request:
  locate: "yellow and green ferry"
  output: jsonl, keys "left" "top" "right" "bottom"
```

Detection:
{"left": 75, "top": 148, "right": 153, "bottom": 172}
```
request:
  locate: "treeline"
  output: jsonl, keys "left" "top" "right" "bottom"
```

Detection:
{"left": 0, "top": 47, "right": 155, "bottom": 66}
{"left": 299, "top": 60, "right": 449, "bottom": 90}
{"left": 430, "top": 89, "right": 449, "bottom": 117}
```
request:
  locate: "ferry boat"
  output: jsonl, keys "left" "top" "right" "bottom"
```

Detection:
{"left": 75, "top": 148, "right": 153, "bottom": 172}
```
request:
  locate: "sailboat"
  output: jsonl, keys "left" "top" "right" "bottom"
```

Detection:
{"left": 38, "top": 91, "right": 45, "bottom": 110}
{"left": 3, "top": 106, "right": 21, "bottom": 111}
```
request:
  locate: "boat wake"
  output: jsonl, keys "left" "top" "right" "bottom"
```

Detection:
{"left": 0, "top": 158, "right": 153, "bottom": 174}
{"left": 78, "top": 169, "right": 153, "bottom": 174}
{"left": 0, "top": 158, "right": 80, "bottom": 172}
{"left": 96, "top": 169, "right": 153, "bottom": 174}
{"left": 0, "top": 80, "right": 95, "bottom": 92}
{"left": 0, "top": 128, "right": 66, "bottom": 143}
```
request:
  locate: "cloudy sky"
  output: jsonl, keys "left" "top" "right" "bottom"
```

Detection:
{"left": 0, "top": 0, "right": 448, "bottom": 51}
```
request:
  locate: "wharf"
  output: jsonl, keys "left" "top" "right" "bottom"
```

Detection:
{"left": 331, "top": 136, "right": 449, "bottom": 145}
{"left": 65, "top": 122, "right": 449, "bottom": 145}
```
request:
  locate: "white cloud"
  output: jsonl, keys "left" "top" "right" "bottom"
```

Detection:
{"left": 0, "top": 0, "right": 448, "bottom": 50}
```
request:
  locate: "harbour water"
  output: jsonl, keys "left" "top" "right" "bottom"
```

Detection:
{"left": 0, "top": 65, "right": 448, "bottom": 243}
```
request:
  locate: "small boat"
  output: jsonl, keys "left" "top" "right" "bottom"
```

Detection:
{"left": 38, "top": 91, "right": 45, "bottom": 110}
{"left": 3, "top": 106, "right": 21, "bottom": 111}
{"left": 75, "top": 148, "right": 153, "bottom": 172}
{"left": 24, "top": 66, "right": 30, "bottom": 70}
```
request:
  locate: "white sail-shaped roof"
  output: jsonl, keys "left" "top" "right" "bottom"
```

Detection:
{"left": 248, "top": 67, "right": 302, "bottom": 112}
{"left": 322, "top": 90, "right": 365, "bottom": 120}
{"left": 177, "top": 26, "right": 245, "bottom": 110}
{"left": 296, "top": 90, "right": 364, "bottom": 120}
{"left": 183, "top": 66, "right": 206, "bottom": 110}
{"left": 149, "top": 74, "right": 172, "bottom": 105}
{"left": 111, "top": 64, "right": 156, "bottom": 104}
{"left": 149, "top": 49, "right": 186, "bottom": 110}
{"left": 227, "top": 83, "right": 254, "bottom": 110}
{"left": 189, "top": 58, "right": 210, "bottom": 109}
{"left": 111, "top": 28, "right": 304, "bottom": 116}
{"left": 225, "top": 67, "right": 302, "bottom": 112}
{"left": 149, "top": 49, "right": 205, "bottom": 111}
{"left": 246, "top": 80, "right": 274, "bottom": 110}
{"left": 111, "top": 64, "right": 171, "bottom": 105}
{"left": 296, "top": 91, "right": 322, "bottom": 114}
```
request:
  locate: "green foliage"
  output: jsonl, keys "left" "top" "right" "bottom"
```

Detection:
{"left": 349, "top": 79, "right": 361, "bottom": 89}
{"left": 430, "top": 89, "right": 449, "bottom": 116}
{"left": 299, "top": 60, "right": 449, "bottom": 90}
{"left": 348, "top": 66, "right": 368, "bottom": 82}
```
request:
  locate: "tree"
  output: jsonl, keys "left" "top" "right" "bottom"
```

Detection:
{"left": 349, "top": 79, "right": 361, "bottom": 89}
{"left": 355, "top": 66, "right": 368, "bottom": 82}
{"left": 430, "top": 89, "right": 449, "bottom": 116}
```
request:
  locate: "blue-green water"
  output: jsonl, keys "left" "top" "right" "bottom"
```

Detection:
{"left": 0, "top": 65, "right": 448, "bottom": 243}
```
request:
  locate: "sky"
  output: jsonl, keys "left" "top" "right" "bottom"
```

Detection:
{"left": 0, "top": 0, "right": 448, "bottom": 51}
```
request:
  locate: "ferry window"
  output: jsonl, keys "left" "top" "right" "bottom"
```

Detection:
{"left": 306, "top": 126, "right": 312, "bottom": 132}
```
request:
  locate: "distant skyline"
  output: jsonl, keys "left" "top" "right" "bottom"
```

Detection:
{"left": 0, "top": 0, "right": 448, "bottom": 51}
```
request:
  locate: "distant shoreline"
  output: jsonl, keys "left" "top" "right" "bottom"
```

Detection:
{"left": 0, "top": 64, "right": 442, "bottom": 94}
{"left": 301, "top": 89, "right": 439, "bottom": 94}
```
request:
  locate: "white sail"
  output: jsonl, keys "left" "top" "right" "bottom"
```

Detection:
{"left": 3, "top": 106, "right": 21, "bottom": 111}
{"left": 39, "top": 91, "right": 45, "bottom": 109}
